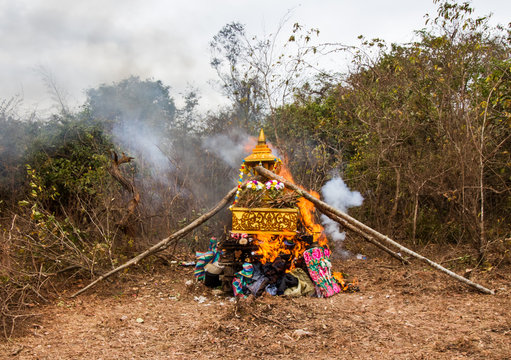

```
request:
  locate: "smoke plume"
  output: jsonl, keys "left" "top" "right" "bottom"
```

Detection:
{"left": 112, "top": 118, "right": 173, "bottom": 179}
{"left": 320, "top": 175, "right": 363, "bottom": 243}
{"left": 201, "top": 130, "right": 255, "bottom": 168}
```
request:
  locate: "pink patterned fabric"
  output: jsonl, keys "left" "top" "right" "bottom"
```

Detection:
{"left": 303, "top": 246, "right": 340, "bottom": 298}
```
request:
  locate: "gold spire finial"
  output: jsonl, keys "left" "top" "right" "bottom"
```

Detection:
{"left": 257, "top": 128, "right": 266, "bottom": 145}
{"left": 243, "top": 128, "right": 280, "bottom": 173}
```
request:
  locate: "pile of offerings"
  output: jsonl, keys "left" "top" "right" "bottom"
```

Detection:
{"left": 194, "top": 236, "right": 358, "bottom": 298}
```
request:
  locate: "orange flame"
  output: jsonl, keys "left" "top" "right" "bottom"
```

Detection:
{"left": 333, "top": 272, "right": 359, "bottom": 292}
{"left": 276, "top": 156, "right": 295, "bottom": 182}
{"left": 254, "top": 233, "right": 309, "bottom": 271}
{"left": 333, "top": 272, "right": 348, "bottom": 291}
{"left": 253, "top": 156, "right": 328, "bottom": 269}
{"left": 297, "top": 193, "right": 327, "bottom": 246}
{"left": 279, "top": 158, "right": 326, "bottom": 245}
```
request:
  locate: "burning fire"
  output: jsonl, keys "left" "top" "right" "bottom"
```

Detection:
{"left": 297, "top": 193, "right": 328, "bottom": 246}
{"left": 332, "top": 271, "right": 358, "bottom": 292}
{"left": 279, "top": 158, "right": 327, "bottom": 245}
{"left": 254, "top": 233, "right": 307, "bottom": 270}
{"left": 254, "top": 157, "right": 328, "bottom": 269}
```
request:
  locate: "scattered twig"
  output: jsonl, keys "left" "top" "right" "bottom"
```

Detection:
{"left": 251, "top": 312, "right": 286, "bottom": 328}
{"left": 9, "top": 345, "right": 24, "bottom": 356}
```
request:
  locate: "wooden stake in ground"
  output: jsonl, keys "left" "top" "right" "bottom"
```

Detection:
{"left": 71, "top": 186, "right": 238, "bottom": 298}
{"left": 255, "top": 166, "right": 495, "bottom": 295}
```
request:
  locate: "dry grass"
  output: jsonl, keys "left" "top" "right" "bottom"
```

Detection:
{"left": 1, "top": 249, "right": 509, "bottom": 359}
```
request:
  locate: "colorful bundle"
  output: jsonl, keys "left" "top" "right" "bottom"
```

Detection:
{"left": 303, "top": 246, "right": 341, "bottom": 298}
{"left": 232, "top": 262, "right": 254, "bottom": 297}
{"left": 194, "top": 237, "right": 220, "bottom": 281}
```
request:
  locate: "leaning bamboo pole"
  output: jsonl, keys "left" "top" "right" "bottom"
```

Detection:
{"left": 320, "top": 208, "right": 410, "bottom": 265}
{"left": 71, "top": 186, "right": 238, "bottom": 298}
{"left": 255, "top": 166, "right": 495, "bottom": 295}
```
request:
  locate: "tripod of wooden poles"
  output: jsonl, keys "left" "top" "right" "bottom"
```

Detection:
{"left": 71, "top": 168, "right": 494, "bottom": 298}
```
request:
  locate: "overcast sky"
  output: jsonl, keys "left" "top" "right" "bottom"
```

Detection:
{"left": 1, "top": 0, "right": 509, "bottom": 116}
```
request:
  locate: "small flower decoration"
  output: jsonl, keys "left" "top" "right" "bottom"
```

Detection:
{"left": 231, "top": 160, "right": 246, "bottom": 207}
{"left": 246, "top": 180, "right": 264, "bottom": 191}
{"left": 270, "top": 157, "right": 282, "bottom": 172}
{"left": 265, "top": 180, "right": 284, "bottom": 191}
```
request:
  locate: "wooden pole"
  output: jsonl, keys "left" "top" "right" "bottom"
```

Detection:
{"left": 320, "top": 208, "right": 410, "bottom": 265}
{"left": 71, "top": 186, "right": 238, "bottom": 298}
{"left": 255, "top": 166, "right": 495, "bottom": 295}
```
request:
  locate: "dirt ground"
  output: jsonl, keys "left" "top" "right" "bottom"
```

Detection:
{"left": 1, "top": 252, "right": 510, "bottom": 360}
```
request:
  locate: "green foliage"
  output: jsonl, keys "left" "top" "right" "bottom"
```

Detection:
{"left": 270, "top": 0, "right": 511, "bottom": 251}
{"left": 10, "top": 115, "right": 120, "bottom": 271}
{"left": 24, "top": 116, "right": 111, "bottom": 212}
{"left": 0, "top": 103, "right": 39, "bottom": 201}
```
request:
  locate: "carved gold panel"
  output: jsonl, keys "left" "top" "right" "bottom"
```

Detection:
{"left": 231, "top": 207, "right": 299, "bottom": 235}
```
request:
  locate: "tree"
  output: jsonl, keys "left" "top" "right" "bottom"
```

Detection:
{"left": 85, "top": 76, "right": 176, "bottom": 133}
{"left": 210, "top": 19, "right": 321, "bottom": 143}
{"left": 271, "top": 1, "right": 511, "bottom": 261}
{"left": 210, "top": 22, "right": 266, "bottom": 131}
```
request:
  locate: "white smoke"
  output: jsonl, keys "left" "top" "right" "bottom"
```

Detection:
{"left": 112, "top": 118, "right": 173, "bottom": 178}
{"left": 320, "top": 176, "right": 363, "bottom": 243}
{"left": 201, "top": 131, "right": 256, "bottom": 168}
